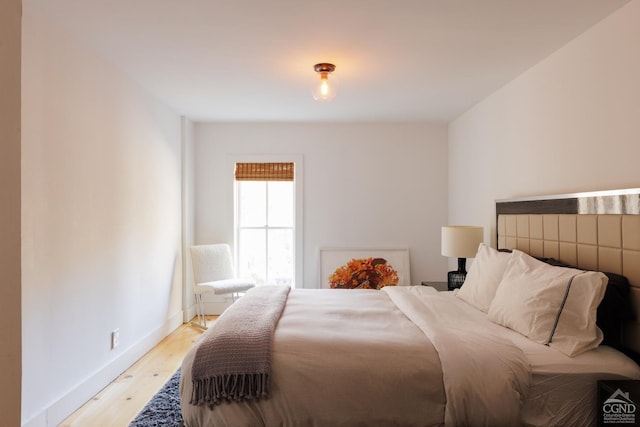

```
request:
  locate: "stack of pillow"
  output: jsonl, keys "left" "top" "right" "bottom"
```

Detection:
{"left": 456, "top": 244, "right": 631, "bottom": 357}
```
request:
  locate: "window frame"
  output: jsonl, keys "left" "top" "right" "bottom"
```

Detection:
{"left": 231, "top": 154, "right": 303, "bottom": 288}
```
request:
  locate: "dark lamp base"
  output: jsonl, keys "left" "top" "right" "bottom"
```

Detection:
{"left": 447, "top": 257, "right": 468, "bottom": 291}
{"left": 447, "top": 271, "right": 467, "bottom": 290}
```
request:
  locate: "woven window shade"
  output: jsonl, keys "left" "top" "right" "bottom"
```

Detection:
{"left": 235, "top": 162, "right": 294, "bottom": 181}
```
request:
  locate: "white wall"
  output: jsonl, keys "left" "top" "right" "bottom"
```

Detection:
{"left": 21, "top": 6, "right": 183, "bottom": 426}
{"left": 449, "top": 0, "right": 640, "bottom": 243}
{"left": 0, "top": 0, "right": 22, "bottom": 424}
{"left": 194, "top": 122, "right": 449, "bottom": 294}
{"left": 182, "top": 117, "right": 196, "bottom": 320}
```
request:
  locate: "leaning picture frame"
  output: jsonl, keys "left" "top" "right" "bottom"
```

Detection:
{"left": 318, "top": 247, "right": 411, "bottom": 289}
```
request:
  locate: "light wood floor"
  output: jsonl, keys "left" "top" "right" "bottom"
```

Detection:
{"left": 60, "top": 317, "right": 216, "bottom": 427}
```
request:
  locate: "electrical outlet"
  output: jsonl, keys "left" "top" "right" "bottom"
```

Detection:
{"left": 111, "top": 329, "right": 120, "bottom": 350}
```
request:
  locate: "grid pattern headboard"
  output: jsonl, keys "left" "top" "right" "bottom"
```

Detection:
{"left": 496, "top": 189, "right": 640, "bottom": 355}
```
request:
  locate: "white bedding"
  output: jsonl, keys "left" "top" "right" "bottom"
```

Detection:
{"left": 385, "top": 286, "right": 529, "bottom": 426}
{"left": 182, "top": 287, "right": 447, "bottom": 426}
{"left": 181, "top": 286, "right": 640, "bottom": 427}
{"left": 450, "top": 287, "right": 640, "bottom": 426}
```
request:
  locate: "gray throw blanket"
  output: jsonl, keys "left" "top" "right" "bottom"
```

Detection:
{"left": 190, "top": 285, "right": 291, "bottom": 408}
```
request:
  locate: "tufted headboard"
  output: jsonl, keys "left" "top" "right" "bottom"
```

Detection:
{"left": 496, "top": 188, "right": 640, "bottom": 356}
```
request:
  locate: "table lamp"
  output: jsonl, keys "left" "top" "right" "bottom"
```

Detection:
{"left": 441, "top": 225, "right": 484, "bottom": 290}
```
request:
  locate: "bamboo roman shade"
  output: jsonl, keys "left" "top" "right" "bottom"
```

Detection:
{"left": 234, "top": 162, "right": 294, "bottom": 181}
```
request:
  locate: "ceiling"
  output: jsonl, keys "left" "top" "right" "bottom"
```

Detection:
{"left": 26, "top": 0, "right": 630, "bottom": 123}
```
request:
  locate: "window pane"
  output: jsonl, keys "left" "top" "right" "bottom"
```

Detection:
{"left": 268, "top": 182, "right": 294, "bottom": 227}
{"left": 238, "top": 229, "right": 266, "bottom": 286}
{"left": 238, "top": 181, "right": 266, "bottom": 227}
{"left": 267, "top": 229, "right": 293, "bottom": 287}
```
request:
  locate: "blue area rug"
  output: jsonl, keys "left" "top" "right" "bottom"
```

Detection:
{"left": 129, "top": 369, "right": 183, "bottom": 427}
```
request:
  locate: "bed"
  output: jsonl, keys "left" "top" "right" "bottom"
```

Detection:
{"left": 180, "top": 188, "right": 640, "bottom": 426}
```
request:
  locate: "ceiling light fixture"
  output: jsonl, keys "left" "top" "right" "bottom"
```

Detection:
{"left": 312, "top": 63, "right": 337, "bottom": 102}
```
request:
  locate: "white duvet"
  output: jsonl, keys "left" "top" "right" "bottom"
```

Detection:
{"left": 385, "top": 286, "right": 530, "bottom": 426}
{"left": 180, "top": 286, "right": 638, "bottom": 426}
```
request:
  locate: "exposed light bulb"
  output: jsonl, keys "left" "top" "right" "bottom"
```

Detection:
{"left": 312, "top": 63, "right": 337, "bottom": 102}
{"left": 320, "top": 77, "right": 329, "bottom": 96}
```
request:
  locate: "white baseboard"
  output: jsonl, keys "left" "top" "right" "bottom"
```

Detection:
{"left": 22, "top": 311, "right": 184, "bottom": 427}
{"left": 184, "top": 302, "right": 197, "bottom": 322}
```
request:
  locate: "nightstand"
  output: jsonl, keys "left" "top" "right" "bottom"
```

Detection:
{"left": 420, "top": 281, "right": 447, "bottom": 291}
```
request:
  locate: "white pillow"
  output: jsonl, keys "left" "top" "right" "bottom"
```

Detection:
{"left": 456, "top": 243, "right": 512, "bottom": 312}
{"left": 487, "top": 250, "right": 608, "bottom": 357}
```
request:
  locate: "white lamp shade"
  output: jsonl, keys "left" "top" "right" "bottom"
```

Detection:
{"left": 441, "top": 226, "right": 484, "bottom": 258}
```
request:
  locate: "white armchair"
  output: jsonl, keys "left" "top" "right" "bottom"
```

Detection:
{"left": 189, "top": 244, "right": 256, "bottom": 328}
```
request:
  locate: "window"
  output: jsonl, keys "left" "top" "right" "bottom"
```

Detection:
{"left": 234, "top": 162, "right": 297, "bottom": 287}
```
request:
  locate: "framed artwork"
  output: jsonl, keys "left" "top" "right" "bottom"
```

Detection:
{"left": 318, "top": 247, "right": 411, "bottom": 289}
